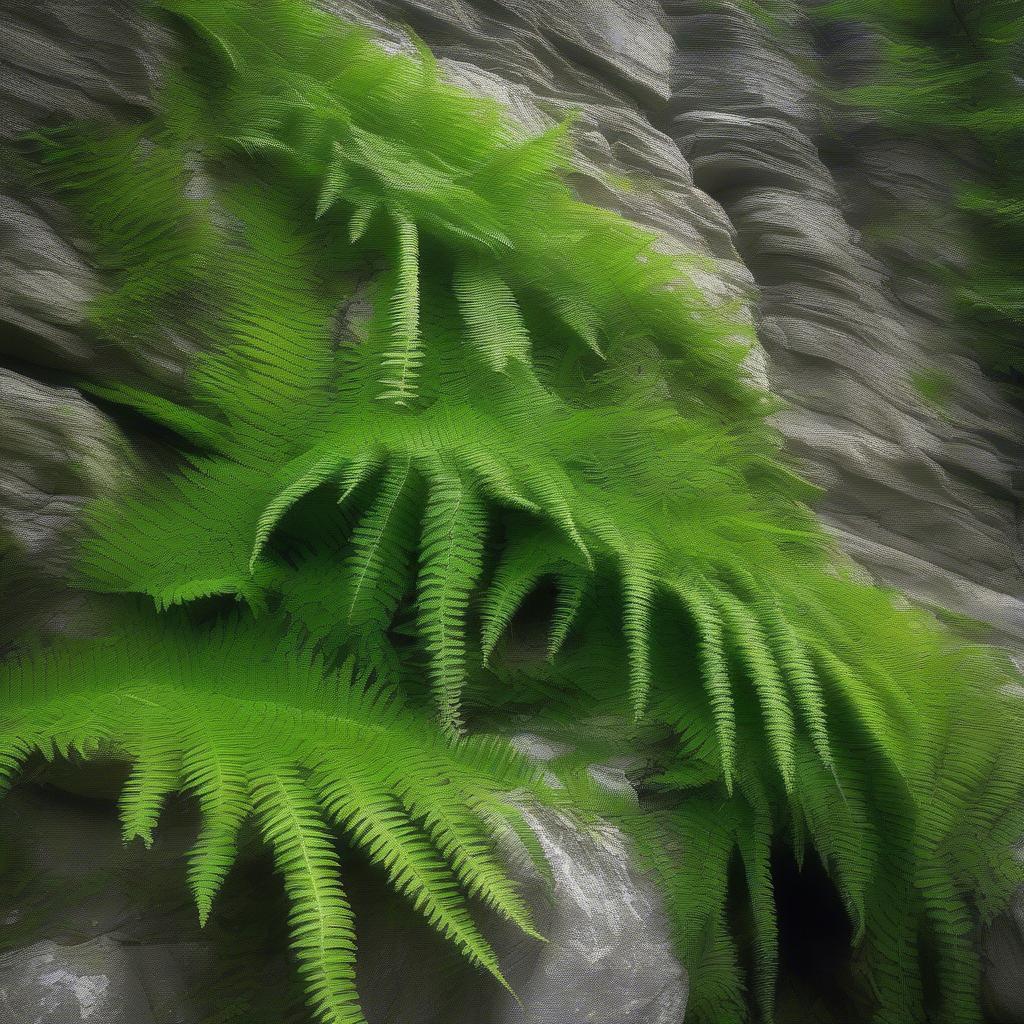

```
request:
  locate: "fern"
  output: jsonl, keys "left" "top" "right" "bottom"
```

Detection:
{"left": 15, "top": 1, "right": 1024, "bottom": 1021}
{"left": 417, "top": 462, "right": 487, "bottom": 735}
{"left": 818, "top": 0, "right": 1024, "bottom": 380}
{"left": 452, "top": 258, "right": 531, "bottom": 372}
{"left": 0, "top": 613, "right": 545, "bottom": 1024}
{"left": 379, "top": 212, "right": 422, "bottom": 405}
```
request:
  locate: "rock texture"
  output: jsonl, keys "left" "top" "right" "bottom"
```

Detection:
{"left": 324, "top": 0, "right": 1024, "bottom": 654}
{"left": 0, "top": 746, "right": 685, "bottom": 1024}
{"left": 1, "top": 1, "right": 1023, "bottom": 1022}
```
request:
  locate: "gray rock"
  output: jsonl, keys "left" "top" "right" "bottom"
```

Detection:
{"left": 496, "top": 804, "right": 685, "bottom": 1024}
{"left": 0, "top": 747, "right": 685, "bottom": 1024}
{"left": 0, "top": 368, "right": 125, "bottom": 642}
{"left": 983, "top": 893, "right": 1024, "bottom": 1024}
{"left": 0, "top": 938, "right": 161, "bottom": 1024}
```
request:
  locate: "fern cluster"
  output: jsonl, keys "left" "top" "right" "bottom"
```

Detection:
{"left": 817, "top": 0, "right": 1024, "bottom": 383}
{"left": 0, "top": 610, "right": 545, "bottom": 1023}
{"left": 5, "top": 1, "right": 1024, "bottom": 1022}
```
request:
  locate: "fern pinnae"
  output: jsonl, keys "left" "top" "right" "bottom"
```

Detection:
{"left": 396, "top": 778, "right": 540, "bottom": 940}
{"left": 669, "top": 581, "right": 736, "bottom": 793}
{"left": 335, "top": 450, "right": 383, "bottom": 506}
{"left": 250, "top": 451, "right": 344, "bottom": 573}
{"left": 519, "top": 465, "right": 592, "bottom": 569}
{"left": 379, "top": 212, "right": 422, "bottom": 404}
{"left": 316, "top": 142, "right": 350, "bottom": 219}
{"left": 452, "top": 257, "right": 531, "bottom": 372}
{"left": 480, "top": 536, "right": 550, "bottom": 663}
{"left": 551, "top": 292, "right": 604, "bottom": 359}
{"left": 621, "top": 557, "right": 656, "bottom": 720}
{"left": 462, "top": 446, "right": 540, "bottom": 514}
{"left": 714, "top": 588, "right": 796, "bottom": 793}
{"left": 344, "top": 456, "right": 418, "bottom": 635}
{"left": 180, "top": 724, "right": 249, "bottom": 926}
{"left": 313, "top": 760, "right": 512, "bottom": 989}
{"left": 417, "top": 463, "right": 487, "bottom": 734}
{"left": 250, "top": 764, "right": 365, "bottom": 1024}
{"left": 119, "top": 713, "right": 181, "bottom": 848}
{"left": 757, "top": 598, "right": 834, "bottom": 772}
{"left": 348, "top": 199, "right": 378, "bottom": 243}
{"left": 548, "top": 568, "right": 587, "bottom": 660}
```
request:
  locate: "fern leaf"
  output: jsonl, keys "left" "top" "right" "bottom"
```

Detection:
{"left": 670, "top": 582, "right": 736, "bottom": 793}
{"left": 378, "top": 213, "right": 422, "bottom": 404}
{"left": 461, "top": 446, "right": 539, "bottom": 514}
{"left": 78, "top": 380, "right": 228, "bottom": 450}
{"left": 551, "top": 292, "right": 603, "bottom": 359}
{"left": 398, "top": 774, "right": 540, "bottom": 941}
{"left": 348, "top": 199, "right": 378, "bottom": 243}
{"left": 251, "top": 766, "right": 365, "bottom": 1024}
{"left": 316, "top": 143, "right": 350, "bottom": 220}
{"left": 250, "top": 450, "right": 344, "bottom": 572}
{"left": 519, "top": 465, "right": 591, "bottom": 568}
{"left": 548, "top": 568, "right": 587, "bottom": 660}
{"left": 417, "top": 465, "right": 487, "bottom": 734}
{"left": 120, "top": 710, "right": 181, "bottom": 848}
{"left": 336, "top": 451, "right": 382, "bottom": 506}
{"left": 344, "top": 457, "right": 420, "bottom": 637}
{"left": 180, "top": 720, "right": 249, "bottom": 926}
{"left": 759, "top": 599, "right": 833, "bottom": 771}
{"left": 480, "top": 534, "right": 552, "bottom": 662}
{"left": 621, "top": 559, "right": 656, "bottom": 720}
{"left": 452, "top": 258, "right": 531, "bottom": 372}
{"left": 314, "top": 760, "right": 511, "bottom": 988}
{"left": 715, "top": 589, "right": 796, "bottom": 792}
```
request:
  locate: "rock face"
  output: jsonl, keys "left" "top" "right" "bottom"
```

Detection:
{"left": 0, "top": 752, "right": 686, "bottom": 1024}
{"left": 1, "top": 1, "right": 1023, "bottom": 1022}
{"left": 323, "top": 0, "right": 1024, "bottom": 655}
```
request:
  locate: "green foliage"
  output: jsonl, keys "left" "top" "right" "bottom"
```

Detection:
{"left": 0, "top": 611, "right": 544, "bottom": 1024}
{"left": 9, "top": 1, "right": 1024, "bottom": 1022}
{"left": 818, "top": 0, "right": 1024, "bottom": 381}
{"left": 912, "top": 367, "right": 955, "bottom": 408}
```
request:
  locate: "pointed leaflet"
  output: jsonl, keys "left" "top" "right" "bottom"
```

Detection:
{"left": 119, "top": 709, "right": 181, "bottom": 848}
{"left": 452, "top": 258, "right": 531, "bottom": 372}
{"left": 250, "top": 766, "right": 365, "bottom": 1024}
{"left": 621, "top": 558, "right": 656, "bottom": 720}
{"left": 313, "top": 760, "right": 510, "bottom": 987}
{"left": 349, "top": 200, "right": 378, "bottom": 243}
{"left": 180, "top": 716, "right": 249, "bottom": 926}
{"left": 250, "top": 449, "right": 345, "bottom": 572}
{"left": 379, "top": 213, "right": 422, "bottom": 404}
{"left": 670, "top": 581, "right": 736, "bottom": 793}
{"left": 758, "top": 598, "right": 833, "bottom": 771}
{"left": 480, "top": 533, "right": 555, "bottom": 662}
{"left": 715, "top": 589, "right": 796, "bottom": 792}
{"left": 316, "top": 143, "right": 350, "bottom": 219}
{"left": 548, "top": 568, "right": 587, "bottom": 659}
{"left": 345, "top": 457, "right": 420, "bottom": 637}
{"left": 417, "top": 464, "right": 487, "bottom": 734}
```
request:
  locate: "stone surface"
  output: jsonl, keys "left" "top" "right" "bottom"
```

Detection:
{"left": 0, "top": 368, "right": 125, "bottom": 645}
{"left": 0, "top": 748, "right": 685, "bottom": 1024}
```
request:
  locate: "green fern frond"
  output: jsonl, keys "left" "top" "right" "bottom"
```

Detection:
{"left": 0, "top": 614, "right": 544, "bottom": 1024}
{"left": 316, "top": 142, "right": 351, "bottom": 220}
{"left": 379, "top": 213, "right": 422, "bottom": 405}
{"left": 344, "top": 457, "right": 420, "bottom": 637}
{"left": 417, "top": 464, "right": 487, "bottom": 734}
{"left": 716, "top": 589, "right": 796, "bottom": 792}
{"left": 452, "top": 258, "right": 531, "bottom": 372}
